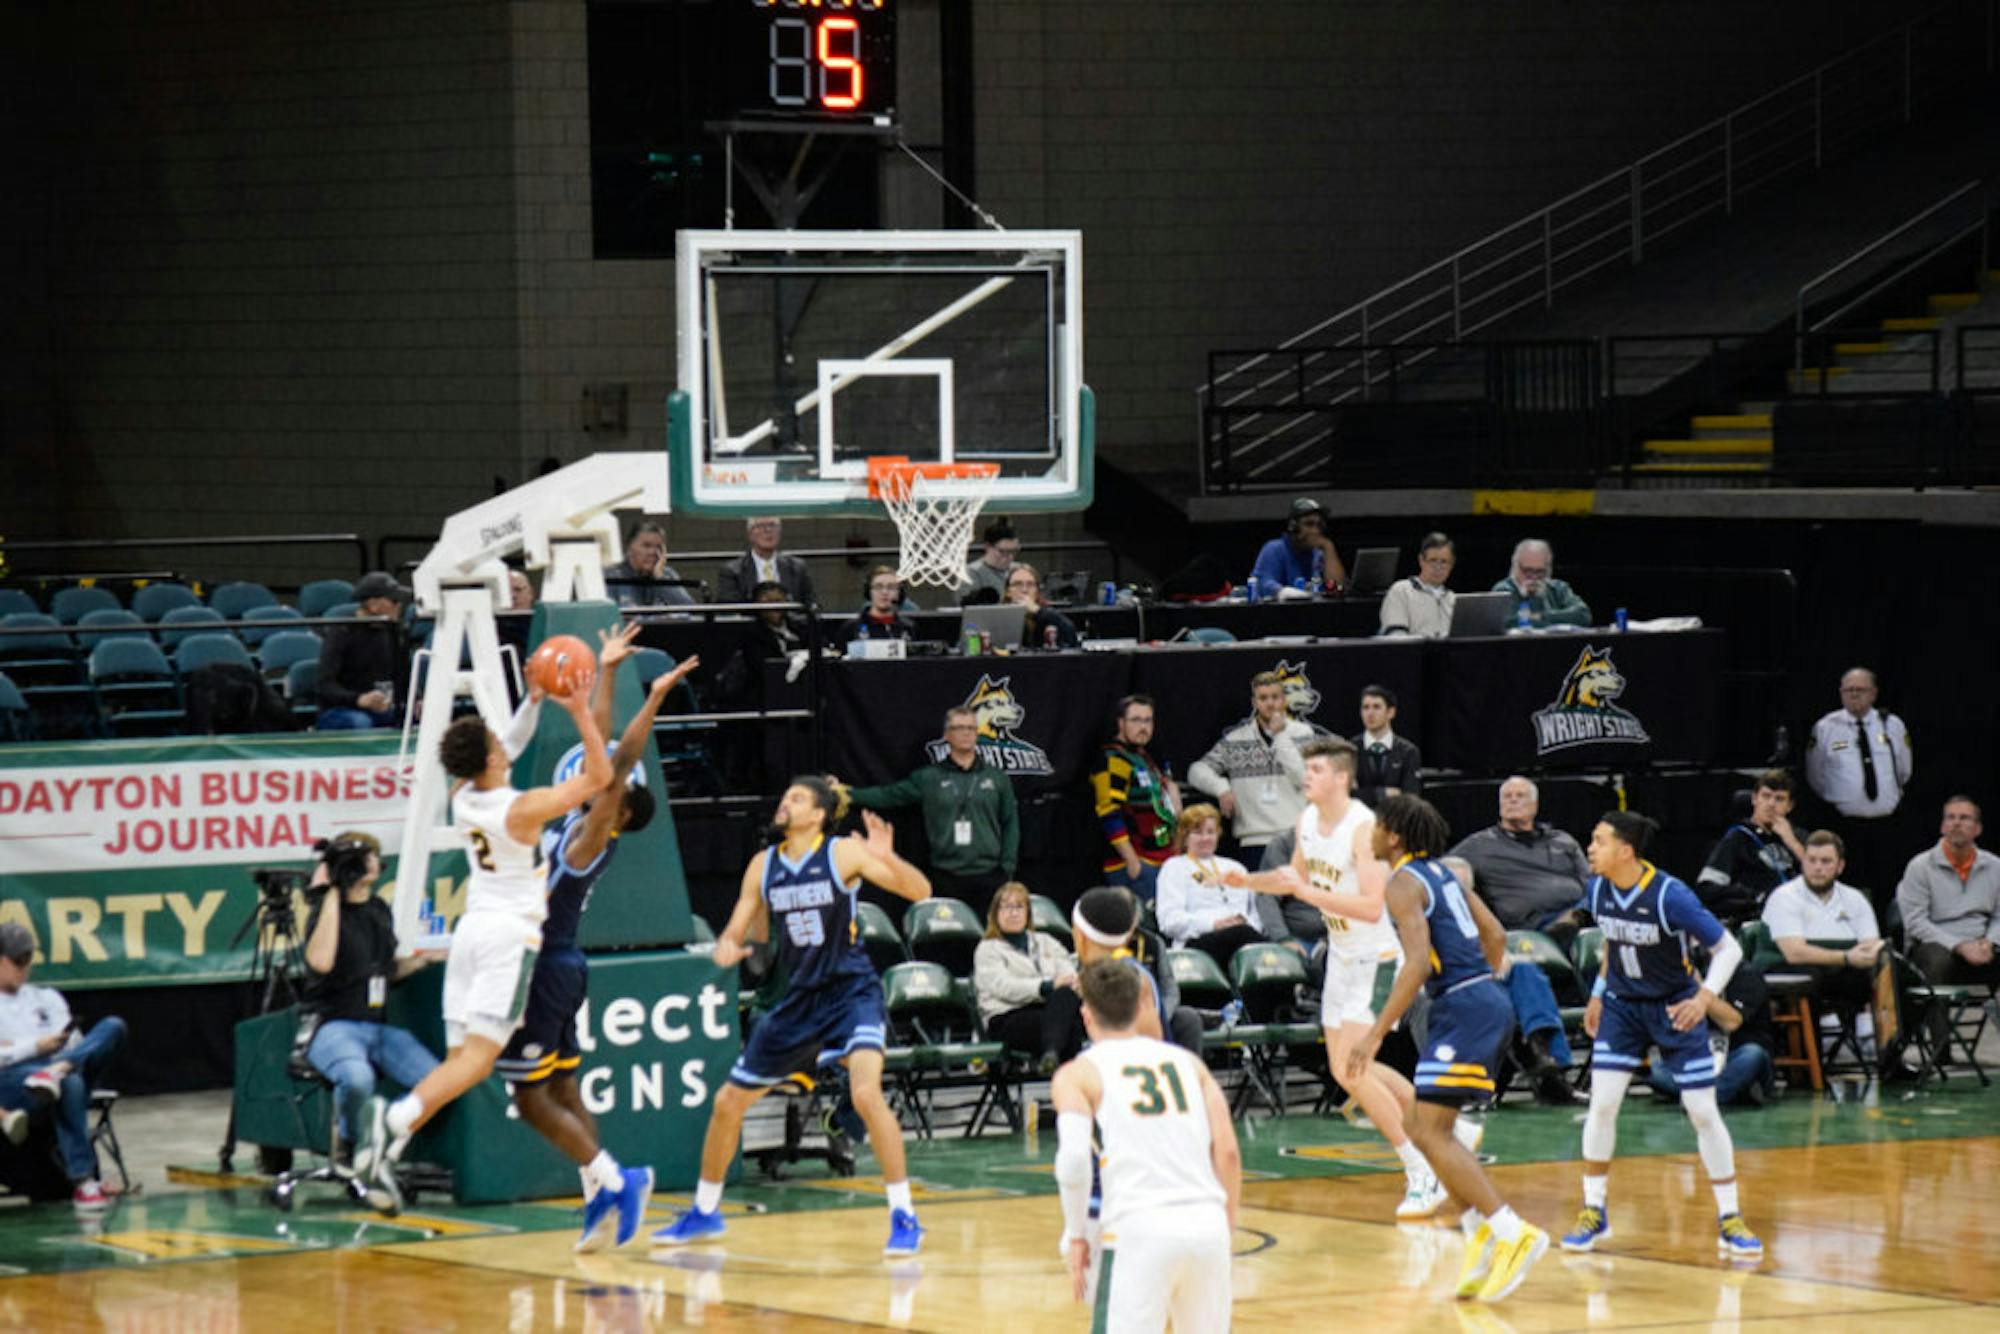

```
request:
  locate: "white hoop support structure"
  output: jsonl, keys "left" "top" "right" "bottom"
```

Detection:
{"left": 868, "top": 457, "right": 1003, "bottom": 590}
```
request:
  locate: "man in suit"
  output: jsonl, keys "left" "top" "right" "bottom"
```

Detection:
{"left": 1352, "top": 684, "right": 1421, "bottom": 809}
{"left": 716, "top": 517, "right": 817, "bottom": 608}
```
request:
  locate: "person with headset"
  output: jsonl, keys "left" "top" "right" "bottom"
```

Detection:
{"left": 1249, "top": 497, "right": 1349, "bottom": 594}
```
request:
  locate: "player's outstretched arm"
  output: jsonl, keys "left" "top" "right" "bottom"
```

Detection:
{"left": 1280, "top": 837, "right": 1383, "bottom": 922}
{"left": 1050, "top": 1060, "right": 1102, "bottom": 1303}
{"left": 505, "top": 689, "right": 612, "bottom": 843}
{"left": 712, "top": 851, "right": 770, "bottom": 969}
{"left": 836, "top": 810, "right": 932, "bottom": 903}
{"left": 564, "top": 652, "right": 702, "bottom": 870}
{"left": 589, "top": 622, "right": 642, "bottom": 741}
{"left": 1344, "top": 875, "right": 1430, "bottom": 1085}
{"left": 1197, "top": 1063, "right": 1242, "bottom": 1231}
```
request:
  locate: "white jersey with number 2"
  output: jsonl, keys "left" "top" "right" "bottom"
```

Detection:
{"left": 1297, "top": 799, "right": 1398, "bottom": 963}
{"left": 451, "top": 782, "right": 547, "bottom": 925}
{"left": 1083, "top": 1035, "right": 1227, "bottom": 1234}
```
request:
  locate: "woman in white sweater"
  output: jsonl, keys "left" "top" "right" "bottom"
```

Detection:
{"left": 1156, "top": 803, "right": 1270, "bottom": 967}
{"left": 971, "top": 882, "right": 1078, "bottom": 1073}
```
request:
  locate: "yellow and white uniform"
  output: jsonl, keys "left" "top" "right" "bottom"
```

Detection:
{"left": 443, "top": 782, "right": 547, "bottom": 1047}
{"left": 1297, "top": 799, "right": 1400, "bottom": 1027}
{"left": 1083, "top": 1035, "right": 1232, "bottom": 1333}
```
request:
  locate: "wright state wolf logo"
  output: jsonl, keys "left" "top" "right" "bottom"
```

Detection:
{"left": 1532, "top": 646, "right": 1651, "bottom": 754}
{"left": 1271, "top": 660, "right": 1323, "bottom": 722}
{"left": 925, "top": 675, "right": 1055, "bottom": 776}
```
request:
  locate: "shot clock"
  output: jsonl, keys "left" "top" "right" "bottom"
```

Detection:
{"left": 737, "top": 0, "right": 896, "bottom": 126}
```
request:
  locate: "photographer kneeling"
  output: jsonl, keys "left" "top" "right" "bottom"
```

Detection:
{"left": 300, "top": 833, "right": 436, "bottom": 1176}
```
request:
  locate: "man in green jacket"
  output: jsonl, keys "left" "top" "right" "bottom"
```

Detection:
{"left": 1492, "top": 538, "right": 1592, "bottom": 628}
{"left": 850, "top": 706, "right": 1019, "bottom": 916}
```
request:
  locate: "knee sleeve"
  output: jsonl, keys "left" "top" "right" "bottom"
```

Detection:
{"left": 1581, "top": 1069, "right": 1631, "bottom": 1162}
{"left": 1679, "top": 1086, "right": 1735, "bottom": 1180}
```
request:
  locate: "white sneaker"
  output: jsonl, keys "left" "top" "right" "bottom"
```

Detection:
{"left": 1397, "top": 1173, "right": 1449, "bottom": 1219}
{"left": 1, "top": 1107, "right": 27, "bottom": 1146}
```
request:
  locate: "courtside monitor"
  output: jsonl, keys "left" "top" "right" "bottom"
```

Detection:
{"left": 671, "top": 229, "right": 1091, "bottom": 518}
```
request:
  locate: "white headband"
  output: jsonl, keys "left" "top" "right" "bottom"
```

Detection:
{"left": 1071, "top": 906, "right": 1133, "bottom": 949}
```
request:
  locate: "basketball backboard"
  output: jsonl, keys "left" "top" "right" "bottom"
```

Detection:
{"left": 670, "top": 229, "right": 1091, "bottom": 517}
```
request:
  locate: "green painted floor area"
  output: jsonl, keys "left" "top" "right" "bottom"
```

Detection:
{"left": 1, "top": 1075, "right": 1993, "bottom": 1279}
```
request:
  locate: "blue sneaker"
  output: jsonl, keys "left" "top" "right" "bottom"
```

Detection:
{"left": 576, "top": 1180, "right": 621, "bottom": 1253}
{"left": 883, "top": 1208, "right": 924, "bottom": 1257}
{"left": 1560, "top": 1204, "right": 1611, "bottom": 1253}
{"left": 615, "top": 1167, "right": 656, "bottom": 1247}
{"left": 653, "top": 1205, "right": 726, "bottom": 1246}
{"left": 1716, "top": 1213, "right": 1763, "bottom": 1261}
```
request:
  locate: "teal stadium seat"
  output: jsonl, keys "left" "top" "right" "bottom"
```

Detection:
{"left": 175, "top": 632, "right": 255, "bottom": 676}
{"left": 240, "top": 605, "right": 304, "bottom": 648}
{"left": 132, "top": 582, "right": 201, "bottom": 622}
{"left": 158, "top": 605, "right": 227, "bottom": 651}
{"left": 89, "top": 639, "right": 182, "bottom": 737}
{"left": 75, "top": 608, "right": 151, "bottom": 648}
{"left": 902, "top": 898, "right": 986, "bottom": 978}
{"left": 258, "top": 631, "right": 323, "bottom": 684}
{"left": 51, "top": 586, "right": 121, "bottom": 625}
{"left": 298, "top": 580, "right": 355, "bottom": 619}
{"left": 209, "top": 581, "right": 277, "bottom": 621}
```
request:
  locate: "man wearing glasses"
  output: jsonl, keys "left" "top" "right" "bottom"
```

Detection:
{"left": 851, "top": 706, "right": 1019, "bottom": 917}
{"left": 1378, "top": 531, "right": 1458, "bottom": 638}
{"left": 1492, "top": 539, "right": 1592, "bottom": 628}
{"left": 959, "top": 519, "right": 1021, "bottom": 604}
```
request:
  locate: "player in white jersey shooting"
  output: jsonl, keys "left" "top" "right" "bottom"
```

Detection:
{"left": 353, "top": 665, "right": 611, "bottom": 1211}
{"left": 1226, "top": 734, "right": 1446, "bottom": 1217}
{"left": 1052, "top": 958, "right": 1241, "bottom": 1332}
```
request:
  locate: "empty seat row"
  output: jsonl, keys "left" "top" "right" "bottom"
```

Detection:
{"left": 0, "top": 578, "right": 357, "bottom": 624}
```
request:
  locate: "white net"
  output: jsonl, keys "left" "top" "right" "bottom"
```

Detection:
{"left": 877, "top": 467, "right": 999, "bottom": 590}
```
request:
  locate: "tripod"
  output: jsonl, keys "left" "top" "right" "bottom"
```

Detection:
{"left": 217, "top": 872, "right": 313, "bottom": 1172}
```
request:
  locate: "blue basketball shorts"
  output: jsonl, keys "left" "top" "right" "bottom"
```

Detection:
{"left": 1414, "top": 977, "right": 1514, "bottom": 1105}
{"left": 730, "top": 968, "right": 888, "bottom": 1089}
{"left": 1594, "top": 989, "right": 1717, "bottom": 1089}
{"left": 494, "top": 947, "right": 588, "bottom": 1085}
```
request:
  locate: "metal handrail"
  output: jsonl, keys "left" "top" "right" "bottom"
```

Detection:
{"left": 1794, "top": 182, "right": 1989, "bottom": 356}
{"left": 1198, "top": 0, "right": 1995, "bottom": 490}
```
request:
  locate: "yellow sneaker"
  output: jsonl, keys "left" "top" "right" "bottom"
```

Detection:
{"left": 1478, "top": 1223, "right": 1549, "bottom": 1303}
{"left": 1455, "top": 1223, "right": 1496, "bottom": 1300}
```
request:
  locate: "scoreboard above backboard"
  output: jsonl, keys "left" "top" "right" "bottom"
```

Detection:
{"left": 735, "top": 0, "right": 896, "bottom": 126}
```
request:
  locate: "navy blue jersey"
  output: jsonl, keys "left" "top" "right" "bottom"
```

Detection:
{"left": 762, "top": 835, "right": 871, "bottom": 991}
{"left": 538, "top": 813, "right": 618, "bottom": 952}
{"left": 1587, "top": 862, "right": 1725, "bottom": 1001}
{"left": 1397, "top": 856, "right": 1491, "bottom": 998}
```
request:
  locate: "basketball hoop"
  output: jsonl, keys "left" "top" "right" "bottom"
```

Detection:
{"left": 866, "top": 456, "right": 1003, "bottom": 590}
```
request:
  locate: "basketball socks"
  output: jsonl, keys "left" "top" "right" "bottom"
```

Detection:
{"left": 386, "top": 1094, "right": 422, "bottom": 1140}
{"left": 1582, "top": 1175, "right": 1608, "bottom": 1208}
{"left": 1460, "top": 1208, "right": 1484, "bottom": 1238}
{"left": 1712, "top": 1181, "right": 1738, "bottom": 1216}
{"left": 1487, "top": 1206, "right": 1524, "bottom": 1244}
{"left": 1394, "top": 1140, "right": 1431, "bottom": 1180}
{"left": 694, "top": 1179, "right": 724, "bottom": 1214}
{"left": 584, "top": 1151, "right": 623, "bottom": 1197}
{"left": 885, "top": 1180, "right": 914, "bottom": 1216}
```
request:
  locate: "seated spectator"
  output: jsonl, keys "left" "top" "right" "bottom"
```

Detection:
{"left": 1447, "top": 776, "right": 1591, "bottom": 949}
{"left": 0, "top": 924, "right": 128, "bottom": 1210}
{"left": 316, "top": 570, "right": 412, "bottom": 730}
{"left": 1491, "top": 538, "right": 1591, "bottom": 627}
{"left": 717, "top": 517, "right": 815, "bottom": 607}
{"left": 1257, "top": 829, "right": 1327, "bottom": 958}
{"left": 1156, "top": 805, "right": 1270, "bottom": 967}
{"left": 1250, "top": 497, "right": 1347, "bottom": 593}
{"left": 507, "top": 567, "right": 538, "bottom": 611}
{"left": 1187, "top": 671, "right": 1313, "bottom": 856}
{"left": 1351, "top": 684, "right": 1421, "bottom": 808}
{"left": 959, "top": 518, "right": 1019, "bottom": 604}
{"left": 300, "top": 833, "right": 438, "bottom": 1174}
{"left": 1093, "top": 694, "right": 1181, "bottom": 901}
{"left": 604, "top": 521, "right": 697, "bottom": 608}
{"left": 715, "top": 581, "right": 807, "bottom": 711}
{"left": 1004, "top": 564, "right": 1080, "bottom": 649}
{"left": 1648, "top": 951, "right": 1776, "bottom": 1108}
{"left": 1441, "top": 857, "right": 1584, "bottom": 1107}
{"left": 971, "top": 883, "right": 1079, "bottom": 1073}
{"left": 1896, "top": 795, "right": 2000, "bottom": 986}
{"left": 1697, "top": 770, "right": 1809, "bottom": 927}
{"left": 834, "top": 565, "right": 917, "bottom": 646}
{"left": 1377, "top": 530, "right": 1456, "bottom": 638}
{"left": 1761, "top": 831, "right": 1883, "bottom": 1006}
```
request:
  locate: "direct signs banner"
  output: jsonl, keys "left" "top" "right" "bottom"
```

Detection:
{"left": 0, "top": 734, "right": 425, "bottom": 990}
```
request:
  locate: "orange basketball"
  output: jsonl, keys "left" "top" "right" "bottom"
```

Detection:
{"left": 527, "top": 634, "right": 596, "bottom": 699}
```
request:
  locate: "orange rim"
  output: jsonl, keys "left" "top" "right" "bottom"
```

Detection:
{"left": 865, "top": 455, "right": 1001, "bottom": 499}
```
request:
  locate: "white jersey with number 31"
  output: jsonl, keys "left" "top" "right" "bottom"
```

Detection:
{"left": 1083, "top": 1035, "right": 1226, "bottom": 1234}
{"left": 451, "top": 782, "right": 547, "bottom": 924}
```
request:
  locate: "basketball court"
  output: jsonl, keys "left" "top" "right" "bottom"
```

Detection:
{"left": 3, "top": 1079, "right": 1994, "bottom": 1329}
